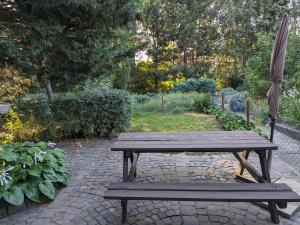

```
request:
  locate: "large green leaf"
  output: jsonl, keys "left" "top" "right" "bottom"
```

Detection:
{"left": 56, "top": 172, "right": 70, "bottom": 185}
{"left": 43, "top": 172, "right": 58, "bottom": 182}
{"left": 55, "top": 164, "right": 67, "bottom": 173}
{"left": 0, "top": 150, "right": 17, "bottom": 161}
{"left": 2, "top": 186, "right": 24, "bottom": 206}
{"left": 36, "top": 142, "right": 48, "bottom": 149}
{"left": 44, "top": 154, "right": 58, "bottom": 170}
{"left": 39, "top": 180, "right": 55, "bottom": 199}
{"left": 14, "top": 168, "right": 28, "bottom": 182}
{"left": 40, "top": 164, "right": 55, "bottom": 174}
{"left": 52, "top": 148, "right": 65, "bottom": 160}
{"left": 28, "top": 165, "right": 42, "bottom": 177}
{"left": 24, "top": 185, "right": 40, "bottom": 202}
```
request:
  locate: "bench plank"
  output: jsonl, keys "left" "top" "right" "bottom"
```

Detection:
{"left": 107, "top": 182, "right": 292, "bottom": 192}
{"left": 104, "top": 190, "right": 300, "bottom": 202}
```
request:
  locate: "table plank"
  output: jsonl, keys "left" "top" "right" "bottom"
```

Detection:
{"left": 118, "top": 131, "right": 262, "bottom": 141}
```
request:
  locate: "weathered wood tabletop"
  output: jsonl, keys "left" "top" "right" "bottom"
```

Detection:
{"left": 112, "top": 131, "right": 278, "bottom": 152}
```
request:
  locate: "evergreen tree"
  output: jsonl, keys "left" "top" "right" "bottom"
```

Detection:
{"left": 0, "top": 0, "right": 138, "bottom": 95}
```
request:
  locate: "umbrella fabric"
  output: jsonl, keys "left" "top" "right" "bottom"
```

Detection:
{"left": 267, "top": 14, "right": 289, "bottom": 119}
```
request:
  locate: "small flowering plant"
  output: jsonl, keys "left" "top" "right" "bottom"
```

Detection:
{"left": 0, "top": 141, "right": 69, "bottom": 206}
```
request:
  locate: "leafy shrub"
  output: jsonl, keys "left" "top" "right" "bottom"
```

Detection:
{"left": 250, "top": 100, "right": 269, "bottom": 125}
{"left": 173, "top": 78, "right": 216, "bottom": 96}
{"left": 193, "top": 94, "right": 212, "bottom": 113}
{"left": 221, "top": 87, "right": 237, "bottom": 97}
{"left": 0, "top": 141, "right": 69, "bottom": 206}
{"left": 229, "top": 92, "right": 247, "bottom": 112}
{"left": 13, "top": 89, "right": 131, "bottom": 140}
{"left": 280, "top": 88, "right": 300, "bottom": 128}
{"left": 208, "top": 108, "right": 268, "bottom": 139}
{"left": 132, "top": 92, "right": 202, "bottom": 114}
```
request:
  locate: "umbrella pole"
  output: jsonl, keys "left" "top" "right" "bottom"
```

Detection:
{"left": 268, "top": 117, "right": 276, "bottom": 171}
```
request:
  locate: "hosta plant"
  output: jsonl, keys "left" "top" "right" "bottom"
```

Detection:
{"left": 0, "top": 141, "right": 69, "bottom": 206}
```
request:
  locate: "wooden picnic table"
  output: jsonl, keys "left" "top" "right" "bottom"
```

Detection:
{"left": 104, "top": 131, "right": 300, "bottom": 224}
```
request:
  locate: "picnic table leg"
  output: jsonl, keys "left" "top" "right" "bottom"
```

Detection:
{"left": 121, "top": 151, "right": 129, "bottom": 223}
{"left": 259, "top": 151, "right": 279, "bottom": 224}
{"left": 237, "top": 150, "right": 250, "bottom": 176}
{"left": 130, "top": 151, "right": 137, "bottom": 178}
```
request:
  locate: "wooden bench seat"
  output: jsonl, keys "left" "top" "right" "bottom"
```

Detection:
{"left": 103, "top": 182, "right": 300, "bottom": 223}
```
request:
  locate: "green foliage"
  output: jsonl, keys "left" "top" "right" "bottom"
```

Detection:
{"left": 221, "top": 88, "right": 237, "bottom": 97}
{"left": 131, "top": 94, "right": 154, "bottom": 104}
{"left": 130, "top": 60, "right": 185, "bottom": 93}
{"left": 193, "top": 94, "right": 212, "bottom": 113}
{"left": 0, "top": 67, "right": 37, "bottom": 103}
{"left": 12, "top": 89, "right": 131, "bottom": 140}
{"left": 208, "top": 108, "right": 268, "bottom": 139}
{"left": 139, "top": 0, "right": 218, "bottom": 82}
{"left": 0, "top": 141, "right": 69, "bottom": 206}
{"left": 133, "top": 92, "right": 202, "bottom": 114}
{"left": 250, "top": 100, "right": 269, "bottom": 125}
{"left": 173, "top": 78, "right": 216, "bottom": 96}
{"left": 243, "top": 33, "right": 300, "bottom": 98}
{"left": 243, "top": 34, "right": 273, "bottom": 98}
{"left": 0, "top": 0, "right": 137, "bottom": 91}
{"left": 280, "top": 88, "right": 300, "bottom": 128}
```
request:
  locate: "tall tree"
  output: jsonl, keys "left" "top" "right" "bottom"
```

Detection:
{"left": 0, "top": 0, "right": 138, "bottom": 97}
{"left": 135, "top": 0, "right": 218, "bottom": 92}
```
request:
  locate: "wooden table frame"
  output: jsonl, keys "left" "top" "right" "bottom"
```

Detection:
{"left": 113, "top": 131, "right": 280, "bottom": 223}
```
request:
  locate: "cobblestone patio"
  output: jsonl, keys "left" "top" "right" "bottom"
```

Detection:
{"left": 1, "top": 139, "right": 300, "bottom": 225}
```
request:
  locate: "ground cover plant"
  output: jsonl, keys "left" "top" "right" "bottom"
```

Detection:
{"left": 0, "top": 141, "right": 69, "bottom": 206}
{"left": 209, "top": 108, "right": 268, "bottom": 139}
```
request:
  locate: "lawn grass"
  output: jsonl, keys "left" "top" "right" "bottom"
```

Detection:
{"left": 129, "top": 112, "right": 222, "bottom": 132}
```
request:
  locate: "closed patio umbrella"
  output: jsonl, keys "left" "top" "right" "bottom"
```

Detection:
{"left": 267, "top": 13, "right": 289, "bottom": 169}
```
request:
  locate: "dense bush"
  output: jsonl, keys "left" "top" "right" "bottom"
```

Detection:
{"left": 13, "top": 89, "right": 131, "bottom": 140}
{"left": 0, "top": 141, "right": 69, "bottom": 206}
{"left": 173, "top": 78, "right": 216, "bottom": 96}
{"left": 132, "top": 92, "right": 203, "bottom": 114}
{"left": 193, "top": 94, "right": 212, "bottom": 113}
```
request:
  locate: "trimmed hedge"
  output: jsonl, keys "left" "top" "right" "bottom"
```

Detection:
{"left": 15, "top": 89, "right": 131, "bottom": 139}
{"left": 173, "top": 78, "right": 216, "bottom": 96}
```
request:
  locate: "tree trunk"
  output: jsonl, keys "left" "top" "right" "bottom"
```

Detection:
{"left": 183, "top": 47, "right": 187, "bottom": 65}
{"left": 46, "top": 80, "right": 54, "bottom": 101}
